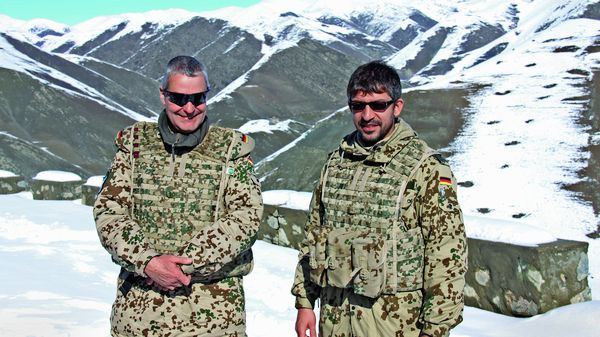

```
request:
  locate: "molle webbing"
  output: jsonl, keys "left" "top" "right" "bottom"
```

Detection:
{"left": 321, "top": 138, "right": 434, "bottom": 230}
{"left": 130, "top": 122, "right": 234, "bottom": 254}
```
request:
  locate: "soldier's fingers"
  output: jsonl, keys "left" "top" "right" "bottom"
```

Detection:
{"left": 184, "top": 274, "right": 191, "bottom": 286}
{"left": 169, "top": 256, "right": 193, "bottom": 265}
{"left": 295, "top": 322, "right": 308, "bottom": 337}
{"left": 309, "top": 324, "right": 317, "bottom": 337}
{"left": 177, "top": 272, "right": 191, "bottom": 286}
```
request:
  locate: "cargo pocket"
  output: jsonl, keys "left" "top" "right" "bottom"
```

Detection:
{"left": 325, "top": 228, "right": 356, "bottom": 288}
{"left": 351, "top": 234, "right": 386, "bottom": 298}
{"left": 384, "top": 227, "right": 425, "bottom": 293}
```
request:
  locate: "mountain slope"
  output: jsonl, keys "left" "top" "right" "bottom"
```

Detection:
{"left": 0, "top": 0, "right": 599, "bottom": 239}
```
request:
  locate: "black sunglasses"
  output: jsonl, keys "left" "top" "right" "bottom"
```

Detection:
{"left": 348, "top": 100, "right": 395, "bottom": 113}
{"left": 163, "top": 89, "right": 209, "bottom": 106}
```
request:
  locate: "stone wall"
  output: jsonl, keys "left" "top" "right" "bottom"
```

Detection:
{"left": 2, "top": 172, "right": 100, "bottom": 203}
{"left": 0, "top": 175, "right": 27, "bottom": 194}
{"left": 466, "top": 238, "right": 590, "bottom": 316}
{"left": 259, "top": 204, "right": 307, "bottom": 249}
{"left": 81, "top": 175, "right": 104, "bottom": 206}
{"left": 260, "top": 205, "right": 592, "bottom": 317}
{"left": 31, "top": 179, "right": 83, "bottom": 200}
{"left": 81, "top": 184, "right": 100, "bottom": 206}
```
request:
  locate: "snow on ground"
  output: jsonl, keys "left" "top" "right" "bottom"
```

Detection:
{"left": 464, "top": 215, "right": 557, "bottom": 247}
{"left": 1, "top": 192, "right": 599, "bottom": 337}
{"left": 0, "top": 169, "right": 17, "bottom": 177}
{"left": 33, "top": 170, "right": 82, "bottom": 182}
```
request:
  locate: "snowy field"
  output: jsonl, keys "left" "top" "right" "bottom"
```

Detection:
{"left": 1, "top": 191, "right": 599, "bottom": 337}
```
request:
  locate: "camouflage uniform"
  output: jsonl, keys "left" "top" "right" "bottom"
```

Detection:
{"left": 292, "top": 119, "right": 467, "bottom": 337}
{"left": 94, "top": 117, "right": 263, "bottom": 337}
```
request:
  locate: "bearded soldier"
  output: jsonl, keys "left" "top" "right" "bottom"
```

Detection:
{"left": 94, "top": 55, "right": 262, "bottom": 337}
{"left": 293, "top": 61, "right": 467, "bottom": 337}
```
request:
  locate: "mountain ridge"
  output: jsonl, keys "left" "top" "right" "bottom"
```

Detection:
{"left": 1, "top": 0, "right": 599, "bottom": 232}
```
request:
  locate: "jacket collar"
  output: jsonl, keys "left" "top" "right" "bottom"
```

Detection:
{"left": 158, "top": 110, "right": 210, "bottom": 150}
{"left": 339, "top": 118, "right": 417, "bottom": 164}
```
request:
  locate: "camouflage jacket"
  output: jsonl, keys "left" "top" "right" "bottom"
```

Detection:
{"left": 291, "top": 119, "right": 467, "bottom": 337}
{"left": 93, "top": 121, "right": 263, "bottom": 279}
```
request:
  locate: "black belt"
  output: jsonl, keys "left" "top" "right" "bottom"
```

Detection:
{"left": 118, "top": 269, "right": 224, "bottom": 297}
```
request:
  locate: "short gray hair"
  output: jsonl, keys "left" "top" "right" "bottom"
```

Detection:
{"left": 161, "top": 55, "right": 210, "bottom": 91}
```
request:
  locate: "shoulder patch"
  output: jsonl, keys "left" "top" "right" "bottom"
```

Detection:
{"left": 439, "top": 176, "right": 452, "bottom": 185}
{"left": 232, "top": 131, "right": 255, "bottom": 159}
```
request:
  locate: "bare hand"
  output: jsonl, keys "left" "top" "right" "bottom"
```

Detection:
{"left": 145, "top": 277, "right": 169, "bottom": 292}
{"left": 144, "top": 255, "right": 192, "bottom": 291}
{"left": 295, "top": 308, "right": 317, "bottom": 337}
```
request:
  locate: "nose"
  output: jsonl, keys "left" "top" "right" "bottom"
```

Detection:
{"left": 183, "top": 101, "right": 196, "bottom": 113}
{"left": 360, "top": 106, "right": 375, "bottom": 121}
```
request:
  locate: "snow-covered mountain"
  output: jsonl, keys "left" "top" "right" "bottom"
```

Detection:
{"left": 1, "top": 0, "right": 599, "bottom": 236}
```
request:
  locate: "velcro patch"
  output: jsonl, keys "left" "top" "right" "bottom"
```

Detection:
{"left": 439, "top": 177, "right": 452, "bottom": 185}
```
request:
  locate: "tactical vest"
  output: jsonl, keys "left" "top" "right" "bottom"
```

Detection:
{"left": 309, "top": 134, "right": 436, "bottom": 297}
{"left": 127, "top": 121, "right": 252, "bottom": 277}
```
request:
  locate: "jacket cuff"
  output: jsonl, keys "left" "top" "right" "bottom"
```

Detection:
{"left": 134, "top": 249, "right": 160, "bottom": 277}
{"left": 295, "top": 296, "right": 315, "bottom": 310}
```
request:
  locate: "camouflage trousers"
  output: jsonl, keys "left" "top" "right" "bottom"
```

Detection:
{"left": 319, "top": 287, "right": 424, "bottom": 337}
{"left": 110, "top": 276, "right": 246, "bottom": 337}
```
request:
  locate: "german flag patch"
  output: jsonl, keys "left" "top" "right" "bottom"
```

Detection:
{"left": 439, "top": 177, "right": 452, "bottom": 185}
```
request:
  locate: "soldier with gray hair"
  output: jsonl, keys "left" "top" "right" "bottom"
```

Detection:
{"left": 94, "top": 55, "right": 263, "bottom": 336}
{"left": 292, "top": 60, "right": 467, "bottom": 337}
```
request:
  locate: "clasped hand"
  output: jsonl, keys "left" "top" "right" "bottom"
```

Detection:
{"left": 144, "top": 255, "right": 192, "bottom": 292}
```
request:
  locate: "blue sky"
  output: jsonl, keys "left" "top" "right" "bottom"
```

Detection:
{"left": 0, "top": 0, "right": 262, "bottom": 25}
